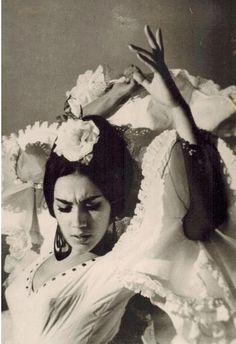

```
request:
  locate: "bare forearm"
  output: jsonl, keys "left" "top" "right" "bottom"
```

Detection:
{"left": 83, "top": 89, "right": 123, "bottom": 118}
{"left": 171, "top": 105, "right": 197, "bottom": 144}
{"left": 83, "top": 81, "right": 137, "bottom": 119}
{"left": 161, "top": 72, "right": 199, "bottom": 144}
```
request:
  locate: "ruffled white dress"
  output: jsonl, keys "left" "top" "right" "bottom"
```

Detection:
{"left": 108, "top": 130, "right": 236, "bottom": 344}
{"left": 2, "top": 67, "right": 236, "bottom": 344}
{"left": 5, "top": 254, "right": 134, "bottom": 344}
{"left": 3, "top": 128, "right": 236, "bottom": 344}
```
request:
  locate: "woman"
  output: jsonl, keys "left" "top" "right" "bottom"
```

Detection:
{"left": 5, "top": 116, "right": 137, "bottom": 344}
{"left": 3, "top": 26, "right": 236, "bottom": 343}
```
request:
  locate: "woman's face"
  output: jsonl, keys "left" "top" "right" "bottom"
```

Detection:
{"left": 53, "top": 173, "right": 111, "bottom": 255}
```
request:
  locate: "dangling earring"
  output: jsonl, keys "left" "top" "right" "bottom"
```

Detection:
{"left": 54, "top": 225, "right": 72, "bottom": 261}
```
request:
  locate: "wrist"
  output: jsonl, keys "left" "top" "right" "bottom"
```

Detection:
{"left": 108, "top": 86, "right": 129, "bottom": 100}
{"left": 171, "top": 106, "right": 197, "bottom": 144}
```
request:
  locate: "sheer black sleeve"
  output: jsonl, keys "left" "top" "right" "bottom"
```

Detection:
{"left": 179, "top": 131, "right": 228, "bottom": 241}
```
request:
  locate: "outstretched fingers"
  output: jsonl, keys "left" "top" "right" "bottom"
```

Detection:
{"left": 155, "top": 28, "right": 164, "bottom": 57}
{"left": 128, "top": 44, "right": 153, "bottom": 60}
{"left": 128, "top": 25, "right": 169, "bottom": 93}
{"left": 144, "top": 25, "right": 158, "bottom": 50}
{"left": 136, "top": 53, "right": 156, "bottom": 73}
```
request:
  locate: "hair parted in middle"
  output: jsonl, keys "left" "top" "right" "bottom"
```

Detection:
{"left": 43, "top": 115, "right": 135, "bottom": 220}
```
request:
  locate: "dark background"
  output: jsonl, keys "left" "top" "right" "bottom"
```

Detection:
{"left": 2, "top": 0, "right": 236, "bottom": 135}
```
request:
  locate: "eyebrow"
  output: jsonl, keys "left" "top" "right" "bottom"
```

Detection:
{"left": 55, "top": 195, "right": 102, "bottom": 205}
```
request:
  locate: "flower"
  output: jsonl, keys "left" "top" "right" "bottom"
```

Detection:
{"left": 54, "top": 119, "right": 99, "bottom": 163}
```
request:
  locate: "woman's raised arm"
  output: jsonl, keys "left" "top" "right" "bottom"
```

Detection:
{"left": 129, "top": 25, "right": 199, "bottom": 144}
{"left": 83, "top": 78, "right": 137, "bottom": 118}
{"left": 57, "top": 71, "right": 138, "bottom": 123}
{"left": 129, "top": 25, "right": 228, "bottom": 240}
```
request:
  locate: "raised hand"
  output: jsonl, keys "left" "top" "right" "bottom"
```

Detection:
{"left": 129, "top": 25, "right": 188, "bottom": 109}
{"left": 129, "top": 25, "right": 198, "bottom": 142}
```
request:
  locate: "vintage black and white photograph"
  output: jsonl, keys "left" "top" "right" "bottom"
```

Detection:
{"left": 2, "top": 1, "right": 236, "bottom": 343}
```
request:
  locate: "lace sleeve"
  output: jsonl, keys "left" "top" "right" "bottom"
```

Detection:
{"left": 179, "top": 131, "right": 228, "bottom": 241}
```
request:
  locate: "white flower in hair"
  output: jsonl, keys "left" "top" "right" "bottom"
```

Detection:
{"left": 54, "top": 119, "right": 99, "bottom": 164}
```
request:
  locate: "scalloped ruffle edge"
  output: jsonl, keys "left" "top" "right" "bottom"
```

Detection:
{"left": 2, "top": 121, "right": 58, "bottom": 188}
{"left": 111, "top": 130, "right": 177, "bottom": 257}
{"left": 112, "top": 131, "right": 236, "bottom": 341}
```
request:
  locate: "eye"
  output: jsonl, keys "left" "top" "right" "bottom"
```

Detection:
{"left": 56, "top": 205, "right": 72, "bottom": 213}
{"left": 84, "top": 202, "right": 101, "bottom": 211}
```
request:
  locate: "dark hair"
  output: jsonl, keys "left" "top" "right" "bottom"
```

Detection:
{"left": 43, "top": 115, "right": 134, "bottom": 220}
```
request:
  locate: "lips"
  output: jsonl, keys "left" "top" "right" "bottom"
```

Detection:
{"left": 71, "top": 233, "right": 92, "bottom": 244}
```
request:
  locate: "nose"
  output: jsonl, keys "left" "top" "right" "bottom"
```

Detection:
{"left": 72, "top": 205, "right": 88, "bottom": 229}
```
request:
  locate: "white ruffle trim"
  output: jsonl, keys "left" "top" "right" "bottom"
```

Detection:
{"left": 120, "top": 270, "right": 236, "bottom": 342}
{"left": 2, "top": 121, "right": 58, "bottom": 283}
{"left": 217, "top": 137, "right": 236, "bottom": 191}
{"left": 66, "top": 65, "right": 109, "bottom": 112}
{"left": 111, "top": 129, "right": 177, "bottom": 259}
{"left": 2, "top": 121, "right": 58, "bottom": 188}
{"left": 111, "top": 130, "right": 236, "bottom": 341}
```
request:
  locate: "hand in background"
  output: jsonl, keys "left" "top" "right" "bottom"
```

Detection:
{"left": 130, "top": 25, "right": 198, "bottom": 143}
{"left": 129, "top": 25, "right": 186, "bottom": 109}
{"left": 108, "top": 77, "right": 137, "bottom": 99}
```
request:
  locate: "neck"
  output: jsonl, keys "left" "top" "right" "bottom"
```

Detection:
{"left": 65, "top": 251, "right": 97, "bottom": 265}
